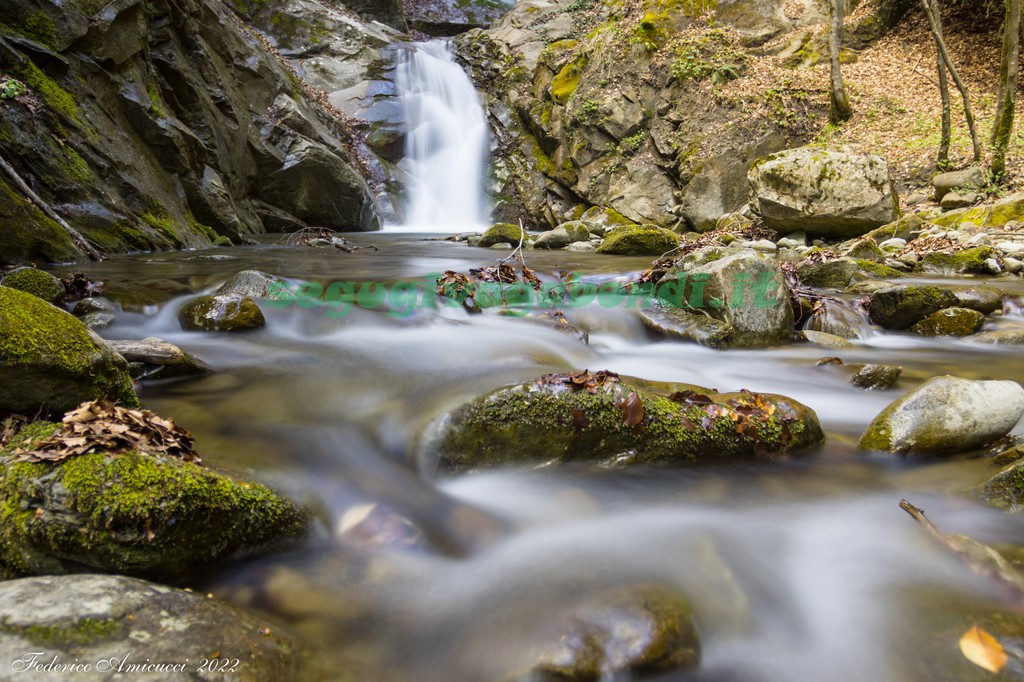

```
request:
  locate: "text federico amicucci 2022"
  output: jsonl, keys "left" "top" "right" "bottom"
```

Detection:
{"left": 262, "top": 271, "right": 784, "bottom": 318}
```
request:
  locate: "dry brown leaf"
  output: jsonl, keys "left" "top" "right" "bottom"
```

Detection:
{"left": 620, "top": 391, "right": 644, "bottom": 428}
{"left": 959, "top": 625, "right": 1007, "bottom": 673}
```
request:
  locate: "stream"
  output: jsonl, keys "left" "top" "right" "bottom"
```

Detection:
{"left": 50, "top": 231, "right": 1024, "bottom": 681}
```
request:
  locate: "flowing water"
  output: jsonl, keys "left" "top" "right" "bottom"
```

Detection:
{"left": 54, "top": 236, "right": 1024, "bottom": 681}
{"left": 393, "top": 42, "right": 490, "bottom": 232}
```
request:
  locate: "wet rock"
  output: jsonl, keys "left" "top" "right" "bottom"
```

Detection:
{"left": 748, "top": 148, "right": 899, "bottom": 238}
{"left": 850, "top": 364, "right": 901, "bottom": 390}
{"left": 1005, "top": 257, "right": 1024, "bottom": 274}
{"left": 932, "top": 167, "right": 984, "bottom": 202}
{"left": 867, "top": 285, "right": 959, "bottom": 330}
{"left": 437, "top": 372, "right": 824, "bottom": 472}
{"left": 993, "top": 444, "right": 1024, "bottom": 466}
{"left": 797, "top": 258, "right": 857, "bottom": 289}
{"left": 917, "top": 246, "right": 995, "bottom": 275}
{"left": 978, "top": 459, "right": 1024, "bottom": 512}
{"left": 106, "top": 338, "right": 211, "bottom": 380}
{"left": 534, "top": 222, "right": 590, "bottom": 249}
{"left": 565, "top": 241, "right": 597, "bottom": 252}
{"left": 639, "top": 304, "right": 733, "bottom": 349}
{"left": 480, "top": 223, "right": 530, "bottom": 247}
{"left": 179, "top": 294, "right": 266, "bottom": 332}
{"left": 952, "top": 285, "right": 1005, "bottom": 315}
{"left": 907, "top": 307, "right": 985, "bottom": 337}
{"left": 596, "top": 225, "right": 679, "bottom": 256}
{"left": 804, "top": 299, "right": 868, "bottom": 339}
{"left": 0, "top": 575, "right": 300, "bottom": 681}
{"left": 801, "top": 330, "right": 852, "bottom": 347}
{"left": 0, "top": 433, "right": 308, "bottom": 581}
{"left": 853, "top": 258, "right": 905, "bottom": 279}
{"left": 72, "top": 297, "right": 117, "bottom": 317}
{"left": 0, "top": 288, "right": 138, "bottom": 415}
{"left": 524, "top": 584, "right": 700, "bottom": 681}
{"left": 0, "top": 267, "right": 65, "bottom": 304}
{"left": 216, "top": 270, "right": 290, "bottom": 300}
{"left": 859, "top": 376, "right": 1024, "bottom": 455}
{"left": 971, "top": 330, "right": 1024, "bottom": 345}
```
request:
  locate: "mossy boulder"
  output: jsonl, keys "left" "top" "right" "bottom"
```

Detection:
{"left": 0, "top": 267, "right": 65, "bottom": 304}
{"left": 952, "top": 285, "right": 1004, "bottom": 315}
{"left": 917, "top": 246, "right": 994, "bottom": 275}
{"left": 0, "top": 444, "right": 309, "bottom": 582}
{"left": 0, "top": 287, "right": 138, "bottom": 414}
{"left": 178, "top": 293, "right": 266, "bottom": 332}
{"left": 929, "top": 193, "right": 1024, "bottom": 230}
{"left": 597, "top": 225, "right": 679, "bottom": 256}
{"left": 867, "top": 285, "right": 959, "bottom": 330}
{"left": 533, "top": 221, "right": 591, "bottom": 249}
{"left": 479, "top": 222, "right": 530, "bottom": 247}
{"left": 0, "top": 575, "right": 301, "bottom": 681}
{"left": 907, "top": 307, "right": 985, "bottom": 337}
{"left": 859, "top": 376, "right": 1024, "bottom": 455}
{"left": 862, "top": 213, "right": 924, "bottom": 244}
{"left": 796, "top": 258, "right": 857, "bottom": 289}
{"left": 850, "top": 364, "right": 901, "bottom": 389}
{"left": 853, "top": 258, "right": 905, "bottom": 279}
{"left": 436, "top": 373, "right": 824, "bottom": 472}
{"left": 579, "top": 206, "right": 636, "bottom": 231}
{"left": 978, "top": 460, "right": 1024, "bottom": 511}
{"left": 525, "top": 584, "right": 700, "bottom": 680}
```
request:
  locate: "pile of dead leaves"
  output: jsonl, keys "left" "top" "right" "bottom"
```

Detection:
{"left": 537, "top": 369, "right": 620, "bottom": 394}
{"left": 8, "top": 400, "right": 199, "bottom": 464}
{"left": 898, "top": 234, "right": 968, "bottom": 257}
{"left": 0, "top": 413, "right": 31, "bottom": 447}
{"left": 59, "top": 272, "right": 103, "bottom": 301}
{"left": 435, "top": 264, "right": 544, "bottom": 310}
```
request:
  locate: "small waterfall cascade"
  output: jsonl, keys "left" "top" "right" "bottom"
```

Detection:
{"left": 392, "top": 41, "right": 490, "bottom": 232}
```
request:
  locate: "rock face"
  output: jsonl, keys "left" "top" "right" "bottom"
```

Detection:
{"left": 859, "top": 376, "right": 1024, "bottom": 455}
{"left": 436, "top": 372, "right": 824, "bottom": 472}
{"left": 179, "top": 294, "right": 266, "bottom": 332}
{"left": 0, "top": 267, "right": 65, "bottom": 303}
{"left": 0, "top": 0, "right": 383, "bottom": 264}
{"left": 0, "top": 442, "right": 308, "bottom": 581}
{"left": 0, "top": 575, "right": 301, "bottom": 681}
{"left": 748, "top": 148, "right": 899, "bottom": 237}
{"left": 0, "top": 287, "right": 138, "bottom": 414}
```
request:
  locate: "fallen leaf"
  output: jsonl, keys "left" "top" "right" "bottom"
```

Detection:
{"left": 620, "top": 392, "right": 644, "bottom": 427}
{"left": 959, "top": 625, "right": 1007, "bottom": 673}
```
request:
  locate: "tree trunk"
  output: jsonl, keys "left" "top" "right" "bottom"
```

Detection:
{"left": 920, "top": 0, "right": 982, "bottom": 162}
{"left": 992, "top": 0, "right": 1021, "bottom": 178}
{"left": 938, "top": 51, "right": 951, "bottom": 167}
{"left": 829, "top": 0, "right": 853, "bottom": 123}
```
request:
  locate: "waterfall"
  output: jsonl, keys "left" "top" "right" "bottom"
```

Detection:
{"left": 392, "top": 41, "right": 489, "bottom": 232}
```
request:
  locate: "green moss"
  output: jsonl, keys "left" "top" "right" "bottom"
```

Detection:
{"left": 146, "top": 82, "right": 166, "bottom": 118}
{"left": 0, "top": 451, "right": 309, "bottom": 580}
{"left": 908, "top": 307, "right": 985, "bottom": 336}
{"left": 853, "top": 259, "right": 904, "bottom": 279}
{"left": 19, "top": 13, "right": 58, "bottom": 49}
{"left": 631, "top": 12, "right": 668, "bottom": 51}
{"left": 0, "top": 618, "right": 122, "bottom": 646}
{"left": 479, "top": 222, "right": 530, "bottom": 247}
{"left": 0, "top": 287, "right": 139, "bottom": 412}
{"left": 13, "top": 60, "right": 79, "bottom": 124}
{"left": 918, "top": 246, "right": 993, "bottom": 274}
{"left": 551, "top": 54, "right": 589, "bottom": 105}
{"left": 669, "top": 30, "right": 745, "bottom": 84}
{"left": 0, "top": 175, "right": 81, "bottom": 264}
{"left": 140, "top": 208, "right": 180, "bottom": 243}
{"left": 73, "top": 0, "right": 108, "bottom": 15}
{"left": 0, "top": 421, "right": 59, "bottom": 457}
{"left": 1, "top": 268, "right": 64, "bottom": 303}
{"left": 185, "top": 209, "right": 217, "bottom": 242}
{"left": 438, "top": 378, "right": 823, "bottom": 471}
{"left": 597, "top": 225, "right": 679, "bottom": 255}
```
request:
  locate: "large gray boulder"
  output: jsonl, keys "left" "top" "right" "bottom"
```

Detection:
{"left": 859, "top": 376, "right": 1024, "bottom": 455}
{"left": 749, "top": 148, "right": 900, "bottom": 237}
{"left": 0, "top": 575, "right": 301, "bottom": 681}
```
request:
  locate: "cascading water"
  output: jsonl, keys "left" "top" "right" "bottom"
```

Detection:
{"left": 392, "top": 41, "right": 490, "bottom": 232}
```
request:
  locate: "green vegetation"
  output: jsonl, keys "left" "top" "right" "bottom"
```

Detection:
{"left": 20, "top": 12, "right": 58, "bottom": 49}
{"left": 147, "top": 82, "right": 166, "bottom": 118}
{"left": 618, "top": 130, "right": 646, "bottom": 155}
{"left": 0, "top": 618, "right": 121, "bottom": 646}
{"left": 0, "top": 79, "right": 26, "bottom": 100}
{"left": 669, "top": 30, "right": 745, "bottom": 84}
{"left": 13, "top": 60, "right": 79, "bottom": 124}
{"left": 552, "top": 54, "right": 589, "bottom": 104}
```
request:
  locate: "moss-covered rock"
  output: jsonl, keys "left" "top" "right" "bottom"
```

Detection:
{"left": 908, "top": 307, "right": 985, "bottom": 337}
{"left": 597, "top": 225, "right": 679, "bottom": 256}
{"left": 952, "top": 285, "right": 1004, "bottom": 315}
{"left": 178, "top": 294, "right": 266, "bottom": 332}
{"left": 0, "top": 267, "right": 65, "bottom": 304}
{"left": 479, "top": 222, "right": 530, "bottom": 247}
{"left": 850, "top": 364, "right": 901, "bottom": 389}
{"left": 859, "top": 376, "right": 1024, "bottom": 455}
{"left": 0, "top": 287, "right": 138, "bottom": 414}
{"left": 853, "top": 258, "right": 905, "bottom": 279}
{"left": 862, "top": 213, "right": 924, "bottom": 244}
{"left": 533, "top": 221, "right": 591, "bottom": 249}
{"left": 929, "top": 193, "right": 1024, "bottom": 230}
{"left": 0, "top": 444, "right": 308, "bottom": 582}
{"left": 977, "top": 460, "right": 1024, "bottom": 512}
{"left": 917, "top": 246, "right": 994, "bottom": 275}
{"left": 436, "top": 373, "right": 824, "bottom": 472}
{"left": 867, "top": 285, "right": 959, "bottom": 330}
{"left": 796, "top": 258, "right": 858, "bottom": 289}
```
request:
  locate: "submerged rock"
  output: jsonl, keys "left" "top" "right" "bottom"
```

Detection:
{"left": 0, "top": 267, "right": 65, "bottom": 304}
{"left": 106, "top": 338, "right": 211, "bottom": 380}
{"left": 596, "top": 225, "right": 680, "bottom": 256}
{"left": 0, "top": 574, "right": 301, "bottom": 681}
{"left": 179, "top": 294, "right": 266, "bottom": 332}
{"left": 437, "top": 372, "right": 824, "bottom": 472}
{"left": 0, "top": 287, "right": 138, "bottom": 415}
{"left": 216, "top": 270, "right": 290, "bottom": 299}
{"left": 801, "top": 330, "right": 852, "bottom": 347}
{"left": 523, "top": 584, "right": 700, "bottom": 680}
{"left": 0, "top": 434, "right": 308, "bottom": 581}
{"left": 867, "top": 285, "right": 959, "bottom": 330}
{"left": 907, "top": 307, "right": 985, "bottom": 337}
{"left": 850, "top": 364, "right": 901, "bottom": 390}
{"left": 639, "top": 304, "right": 733, "bottom": 349}
{"left": 748, "top": 148, "right": 899, "bottom": 238}
{"left": 804, "top": 298, "right": 867, "bottom": 339}
{"left": 859, "top": 376, "right": 1024, "bottom": 455}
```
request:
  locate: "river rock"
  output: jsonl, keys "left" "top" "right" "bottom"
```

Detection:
{"left": 1, "top": 267, "right": 66, "bottom": 304}
{"left": 796, "top": 258, "right": 858, "bottom": 289}
{"left": 940, "top": 190, "right": 981, "bottom": 210}
{"left": 971, "top": 330, "right": 1024, "bottom": 345}
{"left": 106, "top": 338, "right": 211, "bottom": 380}
{"left": 524, "top": 584, "right": 700, "bottom": 680}
{"left": 748, "top": 148, "right": 899, "bottom": 238}
{"left": 179, "top": 294, "right": 266, "bottom": 332}
{"left": 533, "top": 222, "right": 590, "bottom": 249}
{"left": 859, "top": 376, "right": 1024, "bottom": 455}
{"left": 0, "top": 427, "right": 308, "bottom": 581}
{"left": 216, "top": 270, "right": 290, "bottom": 300}
{"left": 436, "top": 372, "right": 824, "bottom": 472}
{"left": 850, "top": 364, "right": 901, "bottom": 390}
{"left": 639, "top": 304, "right": 734, "bottom": 348}
{"left": 917, "top": 246, "right": 995, "bottom": 275}
{"left": 801, "top": 330, "right": 852, "bottom": 347}
{"left": 867, "top": 285, "right": 959, "bottom": 330}
{"left": 0, "top": 575, "right": 300, "bottom": 681}
{"left": 0, "top": 288, "right": 138, "bottom": 415}
{"left": 596, "top": 225, "right": 679, "bottom": 256}
{"left": 932, "top": 167, "right": 984, "bottom": 201}
{"left": 952, "top": 285, "right": 1005, "bottom": 314}
{"left": 978, "top": 459, "right": 1024, "bottom": 511}
{"left": 804, "top": 299, "right": 867, "bottom": 339}
{"left": 480, "top": 223, "right": 530, "bottom": 247}
{"left": 907, "top": 307, "right": 985, "bottom": 337}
